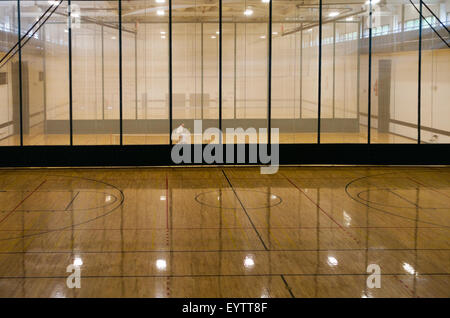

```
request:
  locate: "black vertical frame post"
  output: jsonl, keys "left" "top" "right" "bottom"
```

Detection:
{"left": 17, "top": 0, "right": 23, "bottom": 146}
{"left": 219, "top": 0, "right": 222, "bottom": 140}
{"left": 317, "top": 0, "right": 322, "bottom": 144}
{"left": 101, "top": 25, "right": 105, "bottom": 120}
{"left": 68, "top": 0, "right": 73, "bottom": 145}
{"left": 332, "top": 22, "right": 336, "bottom": 119}
{"left": 368, "top": 1, "right": 373, "bottom": 144}
{"left": 119, "top": 0, "right": 123, "bottom": 145}
{"left": 418, "top": 0, "right": 422, "bottom": 144}
{"left": 268, "top": 0, "right": 272, "bottom": 144}
{"left": 169, "top": 0, "right": 173, "bottom": 145}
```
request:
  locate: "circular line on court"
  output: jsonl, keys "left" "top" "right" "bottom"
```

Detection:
{"left": 0, "top": 174, "right": 125, "bottom": 241}
{"left": 344, "top": 170, "right": 450, "bottom": 228}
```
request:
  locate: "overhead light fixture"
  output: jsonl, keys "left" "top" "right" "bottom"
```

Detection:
{"left": 272, "top": 31, "right": 278, "bottom": 35}
{"left": 157, "top": 9, "right": 165, "bottom": 16}
{"left": 155, "top": 0, "right": 166, "bottom": 3}
{"left": 346, "top": 17, "right": 354, "bottom": 21}
{"left": 48, "top": 0, "right": 59, "bottom": 5}
{"left": 211, "top": 35, "right": 216, "bottom": 39}
{"left": 260, "top": 35, "right": 266, "bottom": 39}
{"left": 261, "top": 0, "right": 270, "bottom": 3}
{"left": 365, "top": 0, "right": 380, "bottom": 5}
{"left": 161, "top": 36, "right": 166, "bottom": 39}
{"left": 329, "top": 12, "right": 340, "bottom": 17}
{"left": 216, "top": 31, "right": 220, "bottom": 34}
{"left": 160, "top": 31, "right": 166, "bottom": 34}
{"left": 244, "top": 8, "right": 254, "bottom": 16}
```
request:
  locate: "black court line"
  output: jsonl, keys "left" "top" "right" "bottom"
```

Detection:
{"left": 222, "top": 169, "right": 268, "bottom": 251}
{"left": 280, "top": 275, "right": 295, "bottom": 298}
{"left": 387, "top": 189, "right": 421, "bottom": 208}
{"left": 0, "top": 247, "right": 448, "bottom": 255}
{"left": 0, "top": 273, "right": 448, "bottom": 280}
{"left": 64, "top": 191, "right": 80, "bottom": 211}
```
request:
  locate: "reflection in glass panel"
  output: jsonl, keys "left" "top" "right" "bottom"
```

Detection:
{"left": 72, "top": 0, "right": 120, "bottom": 145}
{"left": 223, "top": 0, "right": 268, "bottom": 144}
{"left": 370, "top": 0, "right": 419, "bottom": 144}
{"left": 172, "top": 0, "right": 219, "bottom": 144}
{"left": 321, "top": 0, "right": 366, "bottom": 143}
{"left": 21, "top": 0, "right": 70, "bottom": 145}
{"left": 0, "top": 1, "right": 20, "bottom": 146}
{"left": 421, "top": 0, "right": 450, "bottom": 144}
{"left": 123, "top": 0, "right": 169, "bottom": 145}
{"left": 271, "top": 0, "right": 319, "bottom": 143}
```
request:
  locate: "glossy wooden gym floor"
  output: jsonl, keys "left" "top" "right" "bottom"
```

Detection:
{"left": 0, "top": 166, "right": 448, "bottom": 298}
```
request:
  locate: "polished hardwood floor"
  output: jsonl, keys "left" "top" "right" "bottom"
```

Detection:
{"left": 0, "top": 166, "right": 448, "bottom": 297}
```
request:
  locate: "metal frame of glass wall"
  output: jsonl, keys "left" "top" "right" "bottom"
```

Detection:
{"left": 0, "top": 0, "right": 449, "bottom": 167}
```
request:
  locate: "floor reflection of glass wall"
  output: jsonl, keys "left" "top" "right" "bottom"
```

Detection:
{"left": 21, "top": 1, "right": 70, "bottom": 145}
{"left": 123, "top": 0, "right": 169, "bottom": 145}
{"left": 0, "top": 1, "right": 20, "bottom": 146}
{"left": 223, "top": 0, "right": 268, "bottom": 144}
{"left": 321, "top": 0, "right": 365, "bottom": 143}
{"left": 370, "top": 0, "right": 419, "bottom": 144}
{"left": 72, "top": 1, "right": 120, "bottom": 145}
{"left": 172, "top": 0, "right": 219, "bottom": 144}
{"left": 421, "top": 1, "right": 450, "bottom": 144}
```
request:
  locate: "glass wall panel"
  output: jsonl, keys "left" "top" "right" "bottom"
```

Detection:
{"left": 370, "top": 0, "right": 419, "bottom": 143}
{"left": 21, "top": 1, "right": 69, "bottom": 145}
{"left": 421, "top": 0, "right": 450, "bottom": 144}
{"left": 321, "top": 1, "right": 365, "bottom": 143}
{"left": 172, "top": 0, "right": 219, "bottom": 144}
{"left": 123, "top": 0, "right": 169, "bottom": 145}
{"left": 223, "top": 0, "right": 268, "bottom": 144}
{"left": 72, "top": 0, "right": 120, "bottom": 145}
{"left": 0, "top": 1, "right": 20, "bottom": 146}
{"left": 271, "top": 0, "right": 320, "bottom": 144}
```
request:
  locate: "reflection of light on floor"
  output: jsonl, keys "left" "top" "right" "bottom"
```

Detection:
{"left": 403, "top": 263, "right": 416, "bottom": 275}
{"left": 51, "top": 284, "right": 66, "bottom": 298}
{"left": 327, "top": 256, "right": 338, "bottom": 267}
{"left": 343, "top": 210, "right": 352, "bottom": 227}
{"left": 74, "top": 257, "right": 83, "bottom": 266}
{"left": 244, "top": 256, "right": 255, "bottom": 269}
{"left": 156, "top": 259, "right": 167, "bottom": 271}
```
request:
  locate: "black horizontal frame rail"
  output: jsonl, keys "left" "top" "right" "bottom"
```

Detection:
{"left": 0, "top": 144, "right": 448, "bottom": 167}
{"left": 0, "top": 0, "right": 63, "bottom": 69}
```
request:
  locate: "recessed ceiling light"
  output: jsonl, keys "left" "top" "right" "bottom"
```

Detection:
{"left": 260, "top": 35, "right": 266, "bottom": 39}
{"left": 160, "top": 31, "right": 166, "bottom": 34}
{"left": 157, "top": 9, "right": 165, "bottom": 16}
{"left": 156, "top": 0, "right": 165, "bottom": 3}
{"left": 261, "top": 0, "right": 270, "bottom": 3}
{"left": 211, "top": 35, "right": 216, "bottom": 39}
{"left": 365, "top": 0, "right": 380, "bottom": 5}
{"left": 329, "top": 12, "right": 340, "bottom": 17}
{"left": 346, "top": 17, "right": 354, "bottom": 21}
